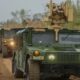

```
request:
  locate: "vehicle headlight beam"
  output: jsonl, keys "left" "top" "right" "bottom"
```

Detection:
{"left": 48, "top": 54, "right": 55, "bottom": 60}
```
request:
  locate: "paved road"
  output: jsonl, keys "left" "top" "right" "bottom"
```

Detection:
{"left": 0, "top": 54, "right": 23, "bottom": 80}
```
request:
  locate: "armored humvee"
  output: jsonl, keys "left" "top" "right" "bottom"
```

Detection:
{"left": 12, "top": 28, "right": 80, "bottom": 80}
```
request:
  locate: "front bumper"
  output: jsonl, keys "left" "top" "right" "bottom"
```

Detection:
{"left": 40, "top": 64, "right": 80, "bottom": 79}
{"left": 32, "top": 51, "right": 80, "bottom": 64}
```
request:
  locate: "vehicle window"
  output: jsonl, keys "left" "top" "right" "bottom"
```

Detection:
{"left": 59, "top": 34, "right": 80, "bottom": 44}
{"left": 32, "top": 31, "right": 54, "bottom": 45}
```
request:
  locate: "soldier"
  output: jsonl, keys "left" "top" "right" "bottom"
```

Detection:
{"left": 57, "top": 5, "right": 67, "bottom": 21}
{"left": 57, "top": 6, "right": 64, "bottom": 14}
{"left": 47, "top": 3, "right": 58, "bottom": 24}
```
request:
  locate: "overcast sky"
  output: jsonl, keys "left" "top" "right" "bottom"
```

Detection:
{"left": 0, "top": 0, "right": 75, "bottom": 22}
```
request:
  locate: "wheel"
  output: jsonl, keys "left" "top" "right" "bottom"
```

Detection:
{"left": 2, "top": 45, "right": 8, "bottom": 58}
{"left": 12, "top": 52, "right": 16, "bottom": 73}
{"left": 12, "top": 61, "right": 24, "bottom": 78}
{"left": 25, "top": 58, "right": 40, "bottom": 80}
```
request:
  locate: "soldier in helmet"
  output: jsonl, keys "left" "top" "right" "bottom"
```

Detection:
{"left": 47, "top": 3, "right": 58, "bottom": 24}
{"left": 57, "top": 5, "right": 67, "bottom": 21}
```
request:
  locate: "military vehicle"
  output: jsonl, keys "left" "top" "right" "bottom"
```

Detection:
{"left": 1, "top": 29, "right": 23, "bottom": 58}
{"left": 12, "top": 0, "right": 80, "bottom": 80}
{"left": 2, "top": 38, "right": 15, "bottom": 57}
{"left": 12, "top": 28, "right": 80, "bottom": 80}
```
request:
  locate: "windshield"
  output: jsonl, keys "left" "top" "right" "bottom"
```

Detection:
{"left": 59, "top": 34, "right": 80, "bottom": 44}
{"left": 32, "top": 31, "right": 54, "bottom": 45}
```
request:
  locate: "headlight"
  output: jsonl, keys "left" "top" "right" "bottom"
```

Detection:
{"left": 10, "top": 41, "right": 15, "bottom": 46}
{"left": 33, "top": 50, "right": 40, "bottom": 56}
{"left": 48, "top": 54, "right": 55, "bottom": 60}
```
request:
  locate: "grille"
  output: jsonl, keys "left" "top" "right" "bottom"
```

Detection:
{"left": 45, "top": 52, "right": 80, "bottom": 64}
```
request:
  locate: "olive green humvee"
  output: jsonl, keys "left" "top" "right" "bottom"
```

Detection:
{"left": 12, "top": 28, "right": 80, "bottom": 80}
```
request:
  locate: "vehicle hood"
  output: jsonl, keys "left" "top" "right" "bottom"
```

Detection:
{"left": 27, "top": 46, "right": 55, "bottom": 52}
{"left": 27, "top": 45, "right": 77, "bottom": 53}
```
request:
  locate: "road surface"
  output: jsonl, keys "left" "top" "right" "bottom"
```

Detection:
{"left": 0, "top": 54, "right": 23, "bottom": 80}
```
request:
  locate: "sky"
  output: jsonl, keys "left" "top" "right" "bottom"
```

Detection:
{"left": 0, "top": 0, "right": 75, "bottom": 22}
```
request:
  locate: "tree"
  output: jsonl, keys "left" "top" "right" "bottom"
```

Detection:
{"left": 11, "top": 11, "right": 20, "bottom": 22}
{"left": 33, "top": 13, "right": 43, "bottom": 21}
{"left": 11, "top": 9, "right": 30, "bottom": 26}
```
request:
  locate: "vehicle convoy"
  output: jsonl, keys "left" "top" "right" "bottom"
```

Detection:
{"left": 12, "top": 0, "right": 80, "bottom": 80}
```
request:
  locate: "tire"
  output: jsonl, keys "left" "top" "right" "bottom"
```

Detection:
{"left": 13, "top": 61, "right": 24, "bottom": 78}
{"left": 25, "top": 58, "right": 40, "bottom": 80}
{"left": 2, "top": 45, "right": 8, "bottom": 58}
{"left": 12, "top": 52, "right": 16, "bottom": 73}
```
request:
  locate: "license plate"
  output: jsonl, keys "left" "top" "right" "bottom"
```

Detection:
{"left": 33, "top": 56, "right": 44, "bottom": 60}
